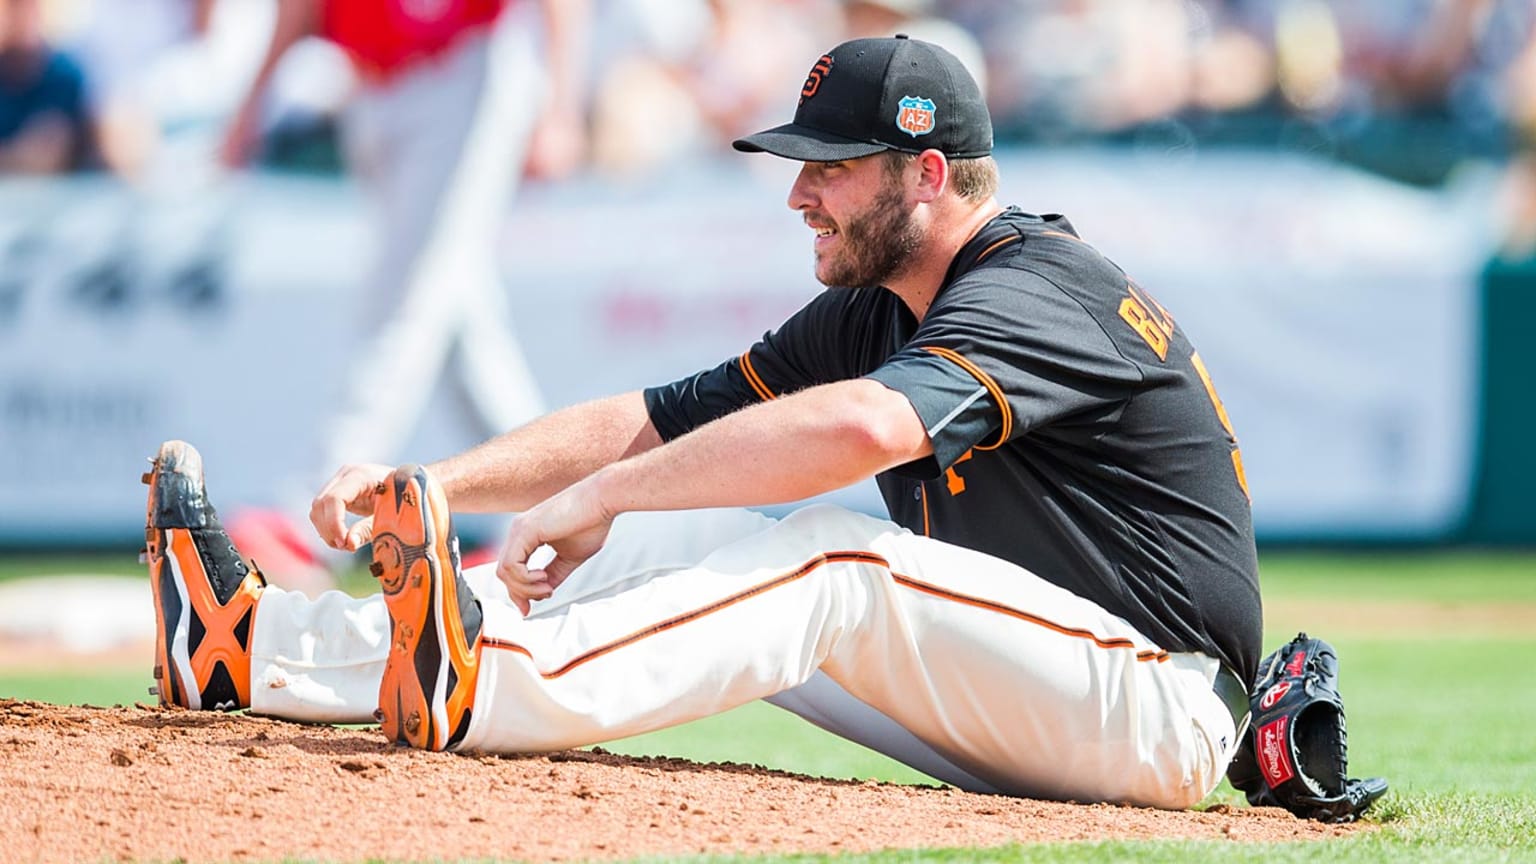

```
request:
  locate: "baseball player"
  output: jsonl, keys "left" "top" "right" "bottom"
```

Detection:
{"left": 220, "top": 0, "right": 589, "bottom": 574}
{"left": 145, "top": 35, "right": 1261, "bottom": 809}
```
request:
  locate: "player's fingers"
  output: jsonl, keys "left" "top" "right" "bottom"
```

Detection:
{"left": 502, "top": 581, "right": 554, "bottom": 617}
{"left": 541, "top": 556, "right": 584, "bottom": 592}
{"left": 344, "top": 515, "right": 374, "bottom": 552}
{"left": 495, "top": 566, "right": 552, "bottom": 618}
{"left": 518, "top": 571, "right": 557, "bottom": 610}
{"left": 311, "top": 464, "right": 389, "bottom": 549}
{"left": 495, "top": 549, "right": 539, "bottom": 616}
{"left": 342, "top": 466, "right": 389, "bottom": 516}
{"left": 309, "top": 478, "right": 352, "bottom": 550}
{"left": 522, "top": 573, "right": 557, "bottom": 602}
{"left": 496, "top": 562, "right": 557, "bottom": 618}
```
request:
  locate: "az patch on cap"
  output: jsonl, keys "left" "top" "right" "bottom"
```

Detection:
{"left": 896, "top": 95, "right": 936, "bottom": 138}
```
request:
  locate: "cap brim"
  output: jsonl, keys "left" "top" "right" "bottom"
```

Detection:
{"left": 732, "top": 123, "right": 891, "bottom": 161}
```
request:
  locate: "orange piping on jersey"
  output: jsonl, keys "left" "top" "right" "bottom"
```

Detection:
{"left": 738, "top": 351, "right": 778, "bottom": 401}
{"left": 920, "top": 346, "right": 1012, "bottom": 450}
{"left": 1040, "top": 230, "right": 1083, "bottom": 243}
{"left": 482, "top": 549, "right": 1170, "bottom": 676}
{"left": 920, "top": 485, "right": 931, "bottom": 536}
{"left": 974, "top": 235, "right": 1022, "bottom": 264}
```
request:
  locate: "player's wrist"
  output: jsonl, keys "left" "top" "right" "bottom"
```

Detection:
{"left": 583, "top": 466, "right": 626, "bottom": 525}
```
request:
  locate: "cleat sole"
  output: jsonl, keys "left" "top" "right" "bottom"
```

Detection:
{"left": 372, "top": 465, "right": 481, "bottom": 751}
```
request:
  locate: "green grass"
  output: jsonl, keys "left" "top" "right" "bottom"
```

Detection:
{"left": 0, "top": 554, "right": 144, "bottom": 581}
{"left": 2, "top": 549, "right": 1535, "bottom": 862}
{"left": 1257, "top": 551, "right": 1536, "bottom": 604}
{"left": 0, "top": 669, "right": 152, "bottom": 707}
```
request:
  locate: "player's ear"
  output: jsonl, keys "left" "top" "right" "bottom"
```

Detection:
{"left": 913, "top": 149, "right": 948, "bottom": 203}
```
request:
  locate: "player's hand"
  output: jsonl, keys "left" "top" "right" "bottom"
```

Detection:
{"left": 309, "top": 463, "right": 394, "bottom": 552}
{"left": 497, "top": 477, "right": 614, "bottom": 615}
{"left": 524, "top": 106, "right": 587, "bottom": 181}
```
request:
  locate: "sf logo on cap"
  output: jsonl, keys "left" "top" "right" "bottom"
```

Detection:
{"left": 896, "top": 96, "right": 936, "bottom": 137}
{"left": 800, "top": 54, "right": 833, "bottom": 104}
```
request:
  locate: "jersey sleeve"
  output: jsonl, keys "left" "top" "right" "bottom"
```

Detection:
{"left": 865, "top": 269, "right": 1144, "bottom": 475}
{"left": 644, "top": 290, "right": 865, "bottom": 441}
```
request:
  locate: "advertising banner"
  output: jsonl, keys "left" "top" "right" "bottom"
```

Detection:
{"left": 0, "top": 152, "right": 1494, "bottom": 544}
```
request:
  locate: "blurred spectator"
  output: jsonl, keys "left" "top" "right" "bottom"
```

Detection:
{"left": 1261, "top": 0, "right": 1535, "bottom": 180}
{"left": 67, "top": 0, "right": 212, "bottom": 178}
{"left": 586, "top": 0, "right": 836, "bottom": 180}
{"left": 220, "top": 0, "right": 591, "bottom": 590}
{"left": 66, "top": 0, "right": 279, "bottom": 181}
{"left": 0, "top": 0, "right": 95, "bottom": 173}
{"left": 947, "top": 0, "right": 1204, "bottom": 143}
{"left": 842, "top": 0, "right": 987, "bottom": 97}
{"left": 1187, "top": 1, "right": 1276, "bottom": 118}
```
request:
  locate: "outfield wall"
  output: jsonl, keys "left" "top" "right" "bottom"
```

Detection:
{"left": 0, "top": 149, "right": 1527, "bottom": 546}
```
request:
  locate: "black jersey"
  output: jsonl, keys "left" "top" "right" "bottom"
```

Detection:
{"left": 644, "top": 208, "right": 1262, "bottom": 684}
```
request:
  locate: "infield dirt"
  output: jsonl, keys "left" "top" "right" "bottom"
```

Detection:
{"left": 0, "top": 698, "right": 1367, "bottom": 863}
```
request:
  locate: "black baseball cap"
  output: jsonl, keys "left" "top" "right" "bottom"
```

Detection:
{"left": 733, "top": 34, "right": 992, "bottom": 162}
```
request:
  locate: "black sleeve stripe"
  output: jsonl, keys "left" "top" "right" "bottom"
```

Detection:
{"left": 921, "top": 345, "right": 1012, "bottom": 450}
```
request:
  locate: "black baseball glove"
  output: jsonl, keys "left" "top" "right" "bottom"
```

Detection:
{"left": 1226, "top": 632, "right": 1388, "bottom": 822}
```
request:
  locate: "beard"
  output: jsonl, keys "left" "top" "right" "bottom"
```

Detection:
{"left": 816, "top": 180, "right": 924, "bottom": 289}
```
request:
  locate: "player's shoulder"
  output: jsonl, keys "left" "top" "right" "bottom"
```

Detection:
{"left": 973, "top": 212, "right": 1127, "bottom": 298}
{"left": 941, "top": 222, "right": 1099, "bottom": 301}
{"left": 951, "top": 209, "right": 1111, "bottom": 278}
{"left": 1014, "top": 215, "right": 1119, "bottom": 275}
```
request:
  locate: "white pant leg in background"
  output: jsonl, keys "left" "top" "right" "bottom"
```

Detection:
{"left": 319, "top": 6, "right": 546, "bottom": 472}
{"left": 764, "top": 671, "right": 1002, "bottom": 793}
{"left": 247, "top": 508, "right": 773, "bottom": 723}
{"left": 462, "top": 504, "right": 1238, "bottom": 809}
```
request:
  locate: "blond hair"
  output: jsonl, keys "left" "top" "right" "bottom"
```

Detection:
{"left": 882, "top": 152, "right": 998, "bottom": 203}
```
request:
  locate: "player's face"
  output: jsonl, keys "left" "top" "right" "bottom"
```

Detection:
{"left": 790, "top": 156, "right": 922, "bottom": 289}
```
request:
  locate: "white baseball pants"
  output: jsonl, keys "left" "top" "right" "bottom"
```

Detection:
{"left": 249, "top": 505, "right": 1239, "bottom": 809}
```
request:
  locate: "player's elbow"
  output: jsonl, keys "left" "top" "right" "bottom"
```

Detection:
{"left": 837, "top": 379, "right": 933, "bottom": 467}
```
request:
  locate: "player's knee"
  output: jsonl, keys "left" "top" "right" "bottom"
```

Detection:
{"left": 773, "top": 504, "right": 903, "bottom": 547}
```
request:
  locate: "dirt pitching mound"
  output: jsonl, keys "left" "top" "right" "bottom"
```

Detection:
{"left": 0, "top": 699, "right": 1365, "bottom": 862}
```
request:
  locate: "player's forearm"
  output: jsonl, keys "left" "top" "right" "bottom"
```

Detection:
{"left": 590, "top": 379, "right": 931, "bottom": 515}
{"left": 430, "top": 391, "right": 661, "bottom": 513}
{"left": 247, "top": 0, "right": 317, "bottom": 94}
{"left": 538, "top": 0, "right": 590, "bottom": 110}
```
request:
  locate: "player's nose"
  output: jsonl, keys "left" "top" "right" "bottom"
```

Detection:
{"left": 787, "top": 163, "right": 819, "bottom": 211}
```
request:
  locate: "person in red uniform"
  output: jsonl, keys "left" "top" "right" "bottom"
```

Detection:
{"left": 220, "top": 0, "right": 589, "bottom": 593}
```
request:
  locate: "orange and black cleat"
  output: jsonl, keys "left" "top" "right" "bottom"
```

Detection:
{"left": 143, "top": 440, "right": 266, "bottom": 711}
{"left": 370, "top": 464, "right": 483, "bottom": 750}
